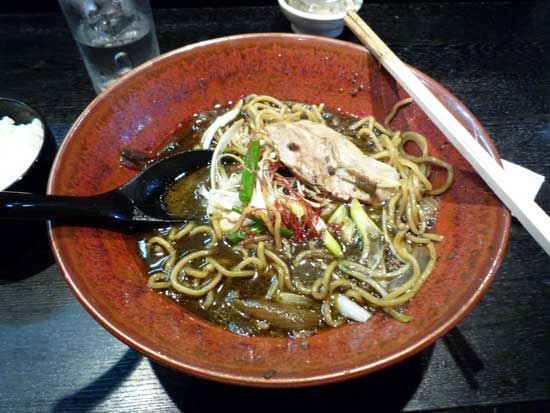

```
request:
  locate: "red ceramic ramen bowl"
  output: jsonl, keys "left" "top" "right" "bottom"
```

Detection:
{"left": 48, "top": 34, "right": 510, "bottom": 387}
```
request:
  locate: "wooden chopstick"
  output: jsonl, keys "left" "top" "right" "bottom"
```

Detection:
{"left": 345, "top": 10, "right": 550, "bottom": 255}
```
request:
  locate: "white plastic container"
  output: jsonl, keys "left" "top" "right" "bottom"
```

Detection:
{"left": 278, "top": 0, "right": 363, "bottom": 38}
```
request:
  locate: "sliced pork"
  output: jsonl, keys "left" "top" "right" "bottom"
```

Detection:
{"left": 265, "top": 120, "right": 400, "bottom": 204}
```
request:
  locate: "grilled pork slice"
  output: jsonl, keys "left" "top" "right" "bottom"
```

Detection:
{"left": 265, "top": 120, "right": 400, "bottom": 204}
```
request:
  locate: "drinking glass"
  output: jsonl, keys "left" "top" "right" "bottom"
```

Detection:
{"left": 58, "top": 0, "right": 160, "bottom": 93}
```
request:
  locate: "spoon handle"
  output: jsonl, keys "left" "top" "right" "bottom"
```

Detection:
{"left": 0, "top": 191, "right": 131, "bottom": 223}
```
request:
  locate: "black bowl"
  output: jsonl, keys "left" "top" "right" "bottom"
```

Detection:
{"left": 0, "top": 98, "right": 57, "bottom": 279}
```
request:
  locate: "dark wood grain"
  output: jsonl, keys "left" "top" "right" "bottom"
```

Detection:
{"left": 0, "top": 2, "right": 549, "bottom": 412}
{"left": 0, "top": 0, "right": 527, "bottom": 14}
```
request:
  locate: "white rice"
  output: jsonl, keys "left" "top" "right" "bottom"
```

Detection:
{"left": 0, "top": 116, "right": 44, "bottom": 190}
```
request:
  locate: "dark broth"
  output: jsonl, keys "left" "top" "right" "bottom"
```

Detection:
{"left": 138, "top": 105, "right": 403, "bottom": 337}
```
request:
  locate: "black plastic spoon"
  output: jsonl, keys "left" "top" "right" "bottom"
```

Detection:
{"left": 0, "top": 150, "right": 213, "bottom": 226}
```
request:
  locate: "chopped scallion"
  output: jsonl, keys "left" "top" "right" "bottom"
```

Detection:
{"left": 279, "top": 226, "right": 293, "bottom": 238}
{"left": 322, "top": 230, "right": 344, "bottom": 257}
{"left": 328, "top": 204, "right": 356, "bottom": 242}
{"left": 226, "top": 232, "right": 246, "bottom": 244}
{"left": 239, "top": 140, "right": 260, "bottom": 204}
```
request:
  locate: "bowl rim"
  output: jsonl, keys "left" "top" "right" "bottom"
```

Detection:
{"left": 0, "top": 97, "right": 47, "bottom": 191}
{"left": 48, "top": 32, "right": 511, "bottom": 387}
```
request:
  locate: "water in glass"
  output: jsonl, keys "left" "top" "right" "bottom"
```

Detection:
{"left": 72, "top": 2, "right": 159, "bottom": 92}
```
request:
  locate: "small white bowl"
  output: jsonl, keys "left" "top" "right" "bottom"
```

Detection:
{"left": 278, "top": 0, "right": 363, "bottom": 38}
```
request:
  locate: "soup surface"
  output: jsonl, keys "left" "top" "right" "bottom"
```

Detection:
{"left": 133, "top": 95, "right": 452, "bottom": 338}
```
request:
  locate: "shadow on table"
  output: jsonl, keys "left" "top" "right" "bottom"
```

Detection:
{"left": 52, "top": 349, "right": 142, "bottom": 413}
{"left": 443, "top": 327, "right": 485, "bottom": 389}
{"left": 0, "top": 220, "right": 54, "bottom": 284}
{"left": 152, "top": 344, "right": 434, "bottom": 413}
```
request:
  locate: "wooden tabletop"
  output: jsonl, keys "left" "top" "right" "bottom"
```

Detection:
{"left": 1, "top": 2, "right": 549, "bottom": 412}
